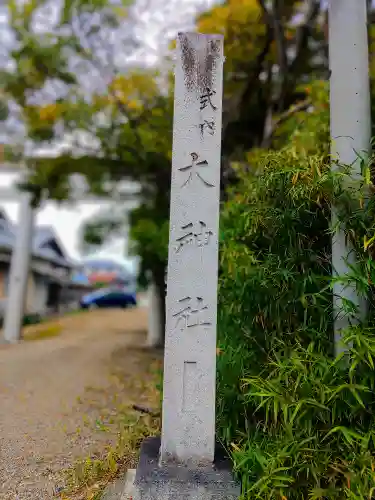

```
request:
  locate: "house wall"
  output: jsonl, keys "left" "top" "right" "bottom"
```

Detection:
{"left": 0, "top": 266, "right": 49, "bottom": 317}
{"left": 27, "top": 274, "right": 49, "bottom": 315}
{"left": 0, "top": 257, "right": 76, "bottom": 320}
{"left": 0, "top": 264, "right": 9, "bottom": 319}
{"left": 61, "top": 284, "right": 92, "bottom": 305}
{"left": 0, "top": 263, "right": 8, "bottom": 299}
{"left": 25, "top": 273, "right": 34, "bottom": 312}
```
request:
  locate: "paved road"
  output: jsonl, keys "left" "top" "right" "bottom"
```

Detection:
{"left": 0, "top": 307, "right": 148, "bottom": 500}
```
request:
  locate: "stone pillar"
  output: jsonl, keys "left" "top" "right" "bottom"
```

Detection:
{"left": 161, "top": 32, "right": 224, "bottom": 465}
{"left": 2, "top": 194, "right": 35, "bottom": 343}
{"left": 133, "top": 32, "right": 240, "bottom": 500}
{"left": 329, "top": 0, "right": 371, "bottom": 354}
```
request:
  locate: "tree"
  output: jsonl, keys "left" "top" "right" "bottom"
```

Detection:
{"left": 0, "top": 0, "right": 352, "bottom": 345}
{"left": 1, "top": 0, "right": 331, "bottom": 177}
{"left": 1, "top": 0, "right": 176, "bottom": 342}
{"left": 78, "top": 0, "right": 331, "bottom": 346}
{"left": 197, "top": 0, "right": 328, "bottom": 157}
{"left": 78, "top": 80, "right": 173, "bottom": 339}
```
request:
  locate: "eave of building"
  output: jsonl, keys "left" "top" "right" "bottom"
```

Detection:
{"left": 0, "top": 249, "right": 71, "bottom": 284}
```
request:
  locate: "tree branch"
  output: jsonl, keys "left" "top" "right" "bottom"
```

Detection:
{"left": 222, "top": 19, "right": 273, "bottom": 139}
{"left": 70, "top": 9, "right": 147, "bottom": 165}
{"left": 261, "top": 97, "right": 312, "bottom": 148}
{"left": 289, "top": 0, "right": 321, "bottom": 74}
{"left": 272, "top": 0, "right": 288, "bottom": 112}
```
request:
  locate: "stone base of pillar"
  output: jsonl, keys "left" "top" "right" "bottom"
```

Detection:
{"left": 132, "top": 436, "right": 240, "bottom": 500}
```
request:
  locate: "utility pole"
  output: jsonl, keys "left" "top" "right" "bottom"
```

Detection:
{"left": 329, "top": 0, "right": 371, "bottom": 355}
{"left": 2, "top": 193, "right": 35, "bottom": 343}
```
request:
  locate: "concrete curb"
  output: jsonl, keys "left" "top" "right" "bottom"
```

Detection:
{"left": 122, "top": 469, "right": 136, "bottom": 499}
{"left": 101, "top": 469, "right": 136, "bottom": 500}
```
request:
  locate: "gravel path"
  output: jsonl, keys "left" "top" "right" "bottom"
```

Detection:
{"left": 0, "top": 307, "right": 148, "bottom": 500}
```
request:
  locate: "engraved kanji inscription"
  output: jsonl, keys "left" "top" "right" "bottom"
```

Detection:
{"left": 199, "top": 120, "right": 215, "bottom": 137}
{"left": 178, "top": 152, "right": 214, "bottom": 188}
{"left": 175, "top": 221, "right": 213, "bottom": 253}
{"left": 172, "top": 296, "right": 212, "bottom": 331}
{"left": 200, "top": 87, "right": 217, "bottom": 111}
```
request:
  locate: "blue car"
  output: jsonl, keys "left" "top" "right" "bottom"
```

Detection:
{"left": 80, "top": 286, "right": 137, "bottom": 310}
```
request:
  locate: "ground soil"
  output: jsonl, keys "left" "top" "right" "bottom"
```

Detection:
{"left": 0, "top": 306, "right": 157, "bottom": 500}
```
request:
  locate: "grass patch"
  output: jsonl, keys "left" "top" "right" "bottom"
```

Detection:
{"left": 59, "top": 350, "right": 162, "bottom": 500}
{"left": 66, "top": 309, "right": 89, "bottom": 316}
{"left": 22, "top": 309, "right": 90, "bottom": 341}
{"left": 23, "top": 323, "right": 63, "bottom": 341}
{"left": 61, "top": 413, "right": 158, "bottom": 500}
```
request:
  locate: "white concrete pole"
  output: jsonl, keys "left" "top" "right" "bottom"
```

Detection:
{"left": 329, "top": 0, "right": 371, "bottom": 355}
{"left": 161, "top": 33, "right": 224, "bottom": 465}
{"left": 147, "top": 282, "right": 163, "bottom": 347}
{"left": 2, "top": 193, "right": 35, "bottom": 343}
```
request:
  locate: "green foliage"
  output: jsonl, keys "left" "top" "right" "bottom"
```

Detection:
{"left": 129, "top": 203, "right": 169, "bottom": 288}
{"left": 217, "top": 83, "right": 375, "bottom": 496}
{"left": 2, "top": 0, "right": 330, "bottom": 287}
{"left": 197, "top": 0, "right": 328, "bottom": 154}
{"left": 235, "top": 333, "right": 375, "bottom": 499}
{"left": 271, "top": 81, "right": 330, "bottom": 155}
{"left": 4, "top": 2, "right": 375, "bottom": 494}
{"left": 217, "top": 144, "right": 333, "bottom": 445}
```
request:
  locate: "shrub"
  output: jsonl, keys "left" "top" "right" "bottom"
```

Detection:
{"left": 217, "top": 105, "right": 375, "bottom": 496}
{"left": 217, "top": 146, "right": 333, "bottom": 441}
{"left": 235, "top": 332, "right": 375, "bottom": 499}
{"left": 23, "top": 312, "right": 42, "bottom": 326}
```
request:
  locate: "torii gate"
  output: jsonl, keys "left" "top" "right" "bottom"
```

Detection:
{"left": 329, "top": 0, "right": 371, "bottom": 355}
{"left": 0, "top": 166, "right": 140, "bottom": 344}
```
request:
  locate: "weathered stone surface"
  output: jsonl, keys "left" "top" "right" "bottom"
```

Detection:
{"left": 131, "top": 32, "right": 239, "bottom": 500}
{"left": 161, "top": 31, "right": 224, "bottom": 465}
{"left": 133, "top": 437, "right": 240, "bottom": 500}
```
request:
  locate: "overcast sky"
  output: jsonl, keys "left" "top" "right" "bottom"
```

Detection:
{"left": 0, "top": 0, "right": 216, "bottom": 261}
{"left": 0, "top": 173, "right": 109, "bottom": 259}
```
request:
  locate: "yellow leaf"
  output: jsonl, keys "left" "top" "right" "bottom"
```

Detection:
{"left": 38, "top": 103, "right": 61, "bottom": 122}
{"left": 111, "top": 6, "right": 128, "bottom": 18}
{"left": 364, "top": 235, "right": 375, "bottom": 251}
{"left": 127, "top": 99, "right": 141, "bottom": 110}
{"left": 364, "top": 166, "right": 371, "bottom": 185}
